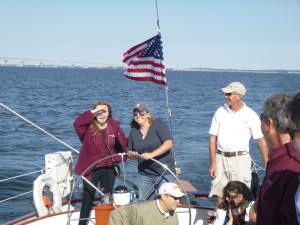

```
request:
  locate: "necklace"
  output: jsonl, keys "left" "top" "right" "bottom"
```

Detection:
{"left": 140, "top": 124, "right": 150, "bottom": 139}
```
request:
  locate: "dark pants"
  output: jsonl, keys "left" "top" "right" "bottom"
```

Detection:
{"left": 78, "top": 167, "right": 115, "bottom": 225}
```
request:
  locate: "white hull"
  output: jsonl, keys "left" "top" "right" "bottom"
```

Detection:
{"left": 3, "top": 153, "right": 213, "bottom": 225}
{"left": 5, "top": 206, "right": 210, "bottom": 225}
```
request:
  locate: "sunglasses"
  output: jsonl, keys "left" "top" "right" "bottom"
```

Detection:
{"left": 226, "top": 194, "right": 239, "bottom": 199}
{"left": 225, "top": 93, "right": 239, "bottom": 97}
{"left": 133, "top": 111, "right": 146, "bottom": 117}
{"left": 167, "top": 195, "right": 180, "bottom": 200}
{"left": 286, "top": 127, "right": 300, "bottom": 139}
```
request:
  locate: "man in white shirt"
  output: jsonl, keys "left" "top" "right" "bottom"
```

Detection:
{"left": 208, "top": 82, "right": 268, "bottom": 209}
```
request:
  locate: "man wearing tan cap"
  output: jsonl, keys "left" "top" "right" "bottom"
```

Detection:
{"left": 208, "top": 82, "right": 268, "bottom": 209}
{"left": 108, "top": 182, "right": 185, "bottom": 225}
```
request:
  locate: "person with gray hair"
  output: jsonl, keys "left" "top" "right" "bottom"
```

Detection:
{"left": 257, "top": 93, "right": 300, "bottom": 225}
{"left": 285, "top": 92, "right": 300, "bottom": 154}
{"left": 208, "top": 82, "right": 268, "bottom": 209}
{"left": 285, "top": 92, "right": 300, "bottom": 224}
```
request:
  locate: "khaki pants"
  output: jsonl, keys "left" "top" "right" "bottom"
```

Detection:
{"left": 209, "top": 153, "right": 252, "bottom": 197}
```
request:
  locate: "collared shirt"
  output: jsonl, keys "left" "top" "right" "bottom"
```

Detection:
{"left": 108, "top": 200, "right": 179, "bottom": 225}
{"left": 209, "top": 103, "right": 263, "bottom": 152}
{"left": 156, "top": 199, "right": 170, "bottom": 218}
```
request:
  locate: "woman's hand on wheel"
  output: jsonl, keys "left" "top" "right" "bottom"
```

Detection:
{"left": 127, "top": 151, "right": 139, "bottom": 160}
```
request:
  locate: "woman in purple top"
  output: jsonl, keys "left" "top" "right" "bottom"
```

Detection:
{"left": 73, "top": 101, "right": 127, "bottom": 225}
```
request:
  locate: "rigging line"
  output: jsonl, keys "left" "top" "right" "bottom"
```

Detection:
{"left": 153, "top": 1, "right": 179, "bottom": 174}
{"left": 155, "top": 0, "right": 160, "bottom": 32}
{"left": 164, "top": 86, "right": 178, "bottom": 170}
{"left": 0, "top": 169, "right": 44, "bottom": 183}
{"left": 251, "top": 158, "right": 265, "bottom": 171}
{"left": 155, "top": 0, "right": 178, "bottom": 173}
{"left": 1, "top": 103, "right": 107, "bottom": 198}
{"left": 0, "top": 102, "right": 79, "bottom": 154}
{"left": 0, "top": 190, "right": 33, "bottom": 203}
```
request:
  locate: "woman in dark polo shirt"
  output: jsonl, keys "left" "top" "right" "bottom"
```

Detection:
{"left": 127, "top": 102, "right": 175, "bottom": 200}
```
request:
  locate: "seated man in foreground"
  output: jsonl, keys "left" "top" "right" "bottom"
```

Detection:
{"left": 108, "top": 182, "right": 185, "bottom": 225}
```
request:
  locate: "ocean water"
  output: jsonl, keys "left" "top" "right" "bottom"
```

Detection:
{"left": 0, "top": 66, "right": 299, "bottom": 223}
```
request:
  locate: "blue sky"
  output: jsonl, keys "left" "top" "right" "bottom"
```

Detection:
{"left": 1, "top": 0, "right": 300, "bottom": 70}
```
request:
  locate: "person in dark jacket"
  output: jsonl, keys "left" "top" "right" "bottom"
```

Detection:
{"left": 285, "top": 92, "right": 300, "bottom": 224}
{"left": 74, "top": 101, "right": 127, "bottom": 225}
{"left": 257, "top": 93, "right": 300, "bottom": 225}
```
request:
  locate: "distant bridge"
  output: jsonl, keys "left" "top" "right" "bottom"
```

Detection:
{"left": 0, "top": 57, "right": 126, "bottom": 69}
{"left": 2, "top": 56, "right": 290, "bottom": 73}
{"left": 0, "top": 56, "right": 210, "bottom": 71}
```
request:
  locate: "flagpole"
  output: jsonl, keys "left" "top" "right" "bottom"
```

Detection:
{"left": 155, "top": 0, "right": 161, "bottom": 33}
{"left": 155, "top": 0, "right": 180, "bottom": 177}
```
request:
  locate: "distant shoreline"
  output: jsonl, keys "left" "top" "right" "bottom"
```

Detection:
{"left": 1, "top": 64, "right": 300, "bottom": 74}
{"left": 168, "top": 67, "right": 300, "bottom": 74}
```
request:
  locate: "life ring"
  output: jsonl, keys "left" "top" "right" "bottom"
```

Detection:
{"left": 33, "top": 174, "right": 62, "bottom": 217}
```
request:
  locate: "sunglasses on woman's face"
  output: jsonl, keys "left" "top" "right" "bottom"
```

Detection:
{"left": 226, "top": 194, "right": 239, "bottom": 199}
{"left": 133, "top": 111, "right": 146, "bottom": 117}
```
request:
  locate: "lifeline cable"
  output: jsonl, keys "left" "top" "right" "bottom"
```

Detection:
{"left": 0, "top": 102, "right": 138, "bottom": 192}
{"left": 0, "top": 102, "right": 104, "bottom": 196}
{"left": 0, "top": 102, "right": 79, "bottom": 154}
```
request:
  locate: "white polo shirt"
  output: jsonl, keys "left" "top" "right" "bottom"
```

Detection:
{"left": 209, "top": 103, "right": 263, "bottom": 152}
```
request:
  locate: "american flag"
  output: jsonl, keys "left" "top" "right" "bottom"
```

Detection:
{"left": 123, "top": 34, "right": 167, "bottom": 86}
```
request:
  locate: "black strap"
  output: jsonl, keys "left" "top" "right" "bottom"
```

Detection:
{"left": 101, "top": 131, "right": 116, "bottom": 164}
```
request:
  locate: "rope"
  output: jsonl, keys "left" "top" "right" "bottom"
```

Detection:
{"left": 0, "top": 169, "right": 44, "bottom": 183}
{"left": 251, "top": 158, "right": 265, "bottom": 173}
{"left": 0, "top": 102, "right": 110, "bottom": 200}
{"left": 0, "top": 102, "right": 79, "bottom": 154}
{"left": 0, "top": 190, "right": 33, "bottom": 203}
{"left": 164, "top": 86, "right": 179, "bottom": 176}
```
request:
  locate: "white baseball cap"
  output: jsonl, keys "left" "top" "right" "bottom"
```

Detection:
{"left": 158, "top": 183, "right": 185, "bottom": 198}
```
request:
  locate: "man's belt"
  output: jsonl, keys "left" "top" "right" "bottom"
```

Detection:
{"left": 217, "top": 150, "right": 248, "bottom": 157}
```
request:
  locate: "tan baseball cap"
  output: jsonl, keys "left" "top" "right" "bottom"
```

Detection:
{"left": 221, "top": 82, "right": 246, "bottom": 95}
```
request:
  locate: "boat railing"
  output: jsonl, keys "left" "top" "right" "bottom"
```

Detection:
{"left": 66, "top": 152, "right": 193, "bottom": 225}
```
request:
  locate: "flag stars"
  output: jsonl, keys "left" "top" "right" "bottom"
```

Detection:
{"left": 141, "top": 36, "right": 164, "bottom": 59}
{"left": 123, "top": 34, "right": 167, "bottom": 86}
